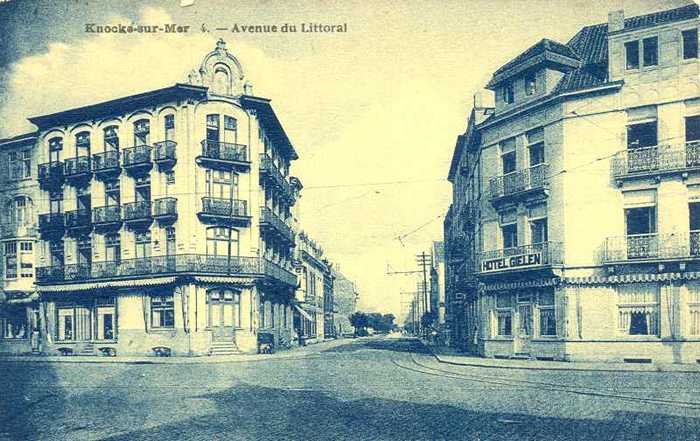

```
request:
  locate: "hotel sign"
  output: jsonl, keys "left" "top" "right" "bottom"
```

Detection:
{"left": 481, "top": 252, "right": 543, "bottom": 273}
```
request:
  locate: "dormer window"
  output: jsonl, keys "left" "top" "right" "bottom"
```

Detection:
{"left": 683, "top": 29, "right": 698, "bottom": 60}
{"left": 642, "top": 37, "right": 658, "bottom": 67}
{"left": 502, "top": 83, "right": 514, "bottom": 104}
{"left": 524, "top": 73, "right": 537, "bottom": 96}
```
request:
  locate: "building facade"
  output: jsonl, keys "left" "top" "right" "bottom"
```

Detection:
{"left": 447, "top": 4, "right": 700, "bottom": 363}
{"left": 430, "top": 241, "right": 446, "bottom": 336}
{"left": 293, "top": 231, "right": 329, "bottom": 344}
{"left": 0, "top": 39, "right": 304, "bottom": 356}
{"left": 331, "top": 268, "right": 358, "bottom": 337}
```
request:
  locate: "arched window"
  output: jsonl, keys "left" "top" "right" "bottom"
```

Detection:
{"left": 6, "top": 196, "right": 33, "bottom": 226}
{"left": 213, "top": 67, "right": 230, "bottom": 95}
{"left": 48, "top": 137, "right": 63, "bottom": 162}
{"left": 206, "top": 227, "right": 239, "bottom": 257}
{"left": 133, "top": 119, "right": 150, "bottom": 146}
{"left": 103, "top": 126, "right": 119, "bottom": 151}
{"left": 75, "top": 131, "right": 91, "bottom": 157}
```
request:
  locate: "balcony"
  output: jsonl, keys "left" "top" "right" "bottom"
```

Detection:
{"left": 0, "top": 223, "right": 39, "bottom": 239}
{"left": 65, "top": 208, "right": 92, "bottom": 233}
{"left": 198, "top": 197, "right": 250, "bottom": 226}
{"left": 38, "top": 213, "right": 65, "bottom": 237}
{"left": 478, "top": 242, "right": 563, "bottom": 274}
{"left": 36, "top": 254, "right": 297, "bottom": 287}
{"left": 122, "top": 145, "right": 153, "bottom": 175}
{"left": 153, "top": 140, "right": 177, "bottom": 170}
{"left": 153, "top": 197, "right": 177, "bottom": 223}
{"left": 260, "top": 207, "right": 295, "bottom": 244}
{"left": 38, "top": 162, "right": 64, "bottom": 190}
{"left": 92, "top": 205, "right": 122, "bottom": 229}
{"left": 122, "top": 201, "right": 152, "bottom": 227}
{"left": 92, "top": 151, "right": 121, "bottom": 179}
{"left": 197, "top": 140, "right": 250, "bottom": 171}
{"left": 611, "top": 141, "right": 700, "bottom": 184}
{"left": 259, "top": 154, "right": 294, "bottom": 201}
{"left": 64, "top": 156, "right": 92, "bottom": 184}
{"left": 602, "top": 233, "right": 699, "bottom": 263}
{"left": 488, "top": 163, "right": 549, "bottom": 206}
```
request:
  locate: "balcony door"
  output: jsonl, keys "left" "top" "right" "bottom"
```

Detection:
{"left": 208, "top": 289, "right": 239, "bottom": 342}
{"left": 625, "top": 206, "right": 657, "bottom": 259}
{"left": 626, "top": 115, "right": 658, "bottom": 173}
{"left": 206, "top": 227, "right": 239, "bottom": 272}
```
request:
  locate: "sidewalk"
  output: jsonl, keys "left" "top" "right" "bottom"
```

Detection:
{"left": 0, "top": 337, "right": 350, "bottom": 365}
{"left": 427, "top": 343, "right": 700, "bottom": 374}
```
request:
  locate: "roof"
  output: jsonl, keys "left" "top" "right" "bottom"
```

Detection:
{"left": 622, "top": 3, "right": 698, "bottom": 32}
{"left": 28, "top": 84, "right": 208, "bottom": 130}
{"left": 493, "top": 39, "right": 580, "bottom": 77}
{"left": 0, "top": 132, "right": 37, "bottom": 148}
{"left": 240, "top": 95, "right": 299, "bottom": 160}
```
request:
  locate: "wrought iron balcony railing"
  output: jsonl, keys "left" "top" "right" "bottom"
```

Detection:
{"left": 122, "top": 145, "right": 153, "bottom": 168}
{"left": 92, "top": 205, "right": 122, "bottom": 225}
{"left": 603, "top": 232, "right": 700, "bottom": 262}
{"left": 38, "top": 162, "right": 64, "bottom": 188}
{"left": 38, "top": 212, "right": 65, "bottom": 232}
{"left": 154, "top": 140, "right": 177, "bottom": 168}
{"left": 200, "top": 140, "right": 248, "bottom": 163}
{"left": 123, "top": 200, "right": 152, "bottom": 222}
{"left": 92, "top": 150, "right": 120, "bottom": 173}
{"left": 488, "top": 163, "right": 549, "bottom": 201}
{"left": 1, "top": 223, "right": 39, "bottom": 239}
{"left": 153, "top": 197, "right": 177, "bottom": 220}
{"left": 64, "top": 156, "right": 91, "bottom": 178}
{"left": 65, "top": 208, "right": 92, "bottom": 229}
{"left": 200, "top": 197, "right": 248, "bottom": 218}
{"left": 36, "top": 254, "right": 297, "bottom": 287}
{"left": 611, "top": 141, "right": 700, "bottom": 179}
{"left": 259, "top": 154, "right": 294, "bottom": 198}
{"left": 260, "top": 206, "right": 295, "bottom": 242}
{"left": 478, "top": 242, "right": 563, "bottom": 273}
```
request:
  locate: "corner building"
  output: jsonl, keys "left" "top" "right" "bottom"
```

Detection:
{"left": 447, "top": 4, "right": 700, "bottom": 363}
{"left": 30, "top": 39, "right": 299, "bottom": 356}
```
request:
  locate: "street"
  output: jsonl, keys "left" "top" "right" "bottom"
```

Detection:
{"left": 1, "top": 337, "right": 700, "bottom": 441}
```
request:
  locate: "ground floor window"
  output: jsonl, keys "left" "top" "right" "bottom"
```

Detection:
{"left": 689, "top": 284, "right": 700, "bottom": 336}
{"left": 617, "top": 284, "right": 659, "bottom": 336}
{"left": 0, "top": 306, "right": 28, "bottom": 339}
{"left": 538, "top": 290, "right": 556, "bottom": 337}
{"left": 151, "top": 295, "right": 175, "bottom": 329}
{"left": 495, "top": 293, "right": 512, "bottom": 337}
{"left": 55, "top": 297, "right": 116, "bottom": 341}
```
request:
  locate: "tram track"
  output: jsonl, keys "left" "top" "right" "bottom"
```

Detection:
{"left": 392, "top": 351, "right": 700, "bottom": 410}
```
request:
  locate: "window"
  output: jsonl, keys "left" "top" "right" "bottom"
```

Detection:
{"left": 524, "top": 72, "right": 537, "bottom": 96}
{"left": 135, "top": 176, "right": 151, "bottom": 202}
{"left": 105, "top": 234, "right": 121, "bottom": 262}
{"left": 626, "top": 206, "right": 656, "bottom": 235}
{"left": 164, "top": 115, "right": 175, "bottom": 141}
{"left": 495, "top": 294, "right": 512, "bottom": 336}
{"left": 206, "top": 114, "right": 220, "bottom": 141}
{"left": 625, "top": 41, "right": 640, "bottom": 70}
{"left": 134, "top": 119, "right": 150, "bottom": 146}
{"left": 151, "top": 295, "right": 175, "bottom": 328}
{"left": 642, "top": 37, "right": 658, "bottom": 67}
{"left": 682, "top": 29, "right": 698, "bottom": 60}
{"left": 56, "top": 298, "right": 115, "bottom": 341}
{"left": 8, "top": 150, "right": 31, "bottom": 180}
{"left": 527, "top": 128, "right": 545, "bottom": 166}
{"left": 4, "top": 242, "right": 17, "bottom": 279}
{"left": 687, "top": 115, "right": 700, "bottom": 143}
{"left": 165, "top": 170, "right": 175, "bottom": 186}
{"left": 223, "top": 116, "right": 238, "bottom": 144}
{"left": 617, "top": 284, "right": 659, "bottom": 336}
{"left": 0, "top": 306, "right": 27, "bottom": 339}
{"left": 135, "top": 230, "right": 151, "bottom": 259}
{"left": 49, "top": 137, "right": 63, "bottom": 156}
{"left": 75, "top": 131, "right": 90, "bottom": 157}
{"left": 6, "top": 196, "right": 33, "bottom": 226}
{"left": 49, "top": 240, "right": 64, "bottom": 267}
{"left": 206, "top": 169, "right": 237, "bottom": 199}
{"left": 538, "top": 290, "right": 556, "bottom": 336}
{"left": 627, "top": 120, "right": 657, "bottom": 149}
{"left": 501, "top": 138, "right": 516, "bottom": 174}
{"left": 689, "top": 284, "right": 700, "bottom": 336}
{"left": 105, "top": 180, "right": 120, "bottom": 206}
{"left": 104, "top": 126, "right": 119, "bottom": 151}
{"left": 501, "top": 210, "right": 518, "bottom": 249}
{"left": 530, "top": 219, "right": 548, "bottom": 245}
{"left": 19, "top": 242, "right": 33, "bottom": 278}
{"left": 502, "top": 83, "right": 514, "bottom": 104}
{"left": 95, "top": 297, "right": 115, "bottom": 340}
{"left": 206, "top": 227, "right": 239, "bottom": 257}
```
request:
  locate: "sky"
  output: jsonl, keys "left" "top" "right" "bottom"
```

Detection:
{"left": 0, "top": 0, "right": 693, "bottom": 321}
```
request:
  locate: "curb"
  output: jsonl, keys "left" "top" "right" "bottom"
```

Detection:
{"left": 420, "top": 342, "right": 700, "bottom": 374}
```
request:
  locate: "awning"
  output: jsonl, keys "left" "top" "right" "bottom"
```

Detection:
{"left": 193, "top": 276, "right": 256, "bottom": 285}
{"left": 565, "top": 272, "right": 700, "bottom": 285}
{"left": 2, "top": 291, "right": 39, "bottom": 304}
{"left": 293, "top": 304, "right": 314, "bottom": 321}
{"left": 482, "top": 277, "right": 560, "bottom": 292}
{"left": 38, "top": 276, "right": 178, "bottom": 292}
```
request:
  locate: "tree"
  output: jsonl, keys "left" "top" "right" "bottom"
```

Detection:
{"left": 349, "top": 312, "right": 369, "bottom": 336}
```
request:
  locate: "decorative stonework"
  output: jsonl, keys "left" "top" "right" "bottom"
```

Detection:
{"left": 187, "top": 38, "right": 250, "bottom": 96}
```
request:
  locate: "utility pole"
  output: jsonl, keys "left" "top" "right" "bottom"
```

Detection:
{"left": 401, "top": 291, "right": 420, "bottom": 336}
{"left": 416, "top": 252, "right": 431, "bottom": 337}
{"left": 387, "top": 263, "right": 423, "bottom": 336}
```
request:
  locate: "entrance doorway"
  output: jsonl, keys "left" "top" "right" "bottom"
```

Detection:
{"left": 515, "top": 292, "right": 533, "bottom": 354}
{"left": 207, "top": 289, "right": 240, "bottom": 342}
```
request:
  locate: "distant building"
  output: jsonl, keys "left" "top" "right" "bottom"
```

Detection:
{"left": 293, "top": 231, "right": 329, "bottom": 344}
{"left": 332, "top": 268, "right": 358, "bottom": 336}
{"left": 430, "top": 241, "right": 446, "bottom": 330}
{"left": 446, "top": 4, "right": 700, "bottom": 363}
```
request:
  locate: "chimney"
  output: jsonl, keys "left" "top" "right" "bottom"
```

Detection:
{"left": 608, "top": 10, "right": 624, "bottom": 32}
{"left": 473, "top": 90, "right": 494, "bottom": 110}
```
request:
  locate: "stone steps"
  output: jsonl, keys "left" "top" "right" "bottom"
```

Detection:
{"left": 209, "top": 341, "right": 241, "bottom": 356}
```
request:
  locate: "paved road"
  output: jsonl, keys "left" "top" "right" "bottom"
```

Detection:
{"left": 1, "top": 337, "right": 699, "bottom": 440}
